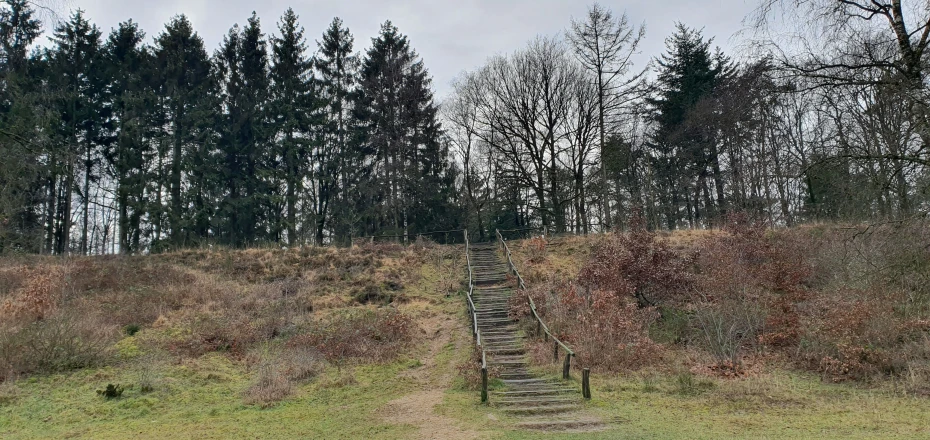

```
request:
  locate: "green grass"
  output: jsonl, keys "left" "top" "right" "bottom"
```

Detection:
{"left": 5, "top": 325, "right": 930, "bottom": 439}
{"left": 438, "top": 369, "right": 930, "bottom": 439}
{"left": 0, "top": 354, "right": 420, "bottom": 439}
{"left": 583, "top": 371, "right": 930, "bottom": 439}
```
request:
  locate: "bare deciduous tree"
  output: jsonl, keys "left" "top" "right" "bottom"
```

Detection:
{"left": 568, "top": 3, "right": 647, "bottom": 230}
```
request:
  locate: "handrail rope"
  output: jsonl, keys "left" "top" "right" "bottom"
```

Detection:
{"left": 465, "top": 230, "right": 489, "bottom": 402}
{"left": 496, "top": 226, "right": 543, "bottom": 233}
{"left": 496, "top": 229, "right": 574, "bottom": 357}
{"left": 358, "top": 228, "right": 467, "bottom": 240}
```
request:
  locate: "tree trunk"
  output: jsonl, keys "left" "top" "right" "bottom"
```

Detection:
{"left": 80, "top": 143, "right": 91, "bottom": 255}
{"left": 170, "top": 109, "right": 183, "bottom": 246}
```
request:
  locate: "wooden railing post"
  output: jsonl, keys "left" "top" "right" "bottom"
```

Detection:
{"left": 481, "top": 367, "right": 488, "bottom": 403}
{"left": 553, "top": 340, "right": 559, "bottom": 362}
{"left": 582, "top": 368, "right": 591, "bottom": 399}
{"left": 563, "top": 354, "right": 571, "bottom": 380}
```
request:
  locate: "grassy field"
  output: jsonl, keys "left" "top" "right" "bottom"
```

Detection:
{"left": 5, "top": 350, "right": 930, "bottom": 439}
{"left": 3, "top": 233, "right": 930, "bottom": 438}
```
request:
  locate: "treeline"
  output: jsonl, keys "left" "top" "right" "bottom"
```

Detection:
{"left": 447, "top": 3, "right": 930, "bottom": 236}
{"left": 0, "top": 1, "right": 458, "bottom": 254}
{"left": 3, "top": 1, "right": 930, "bottom": 254}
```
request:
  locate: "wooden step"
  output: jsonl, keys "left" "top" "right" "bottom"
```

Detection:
{"left": 492, "top": 388, "right": 573, "bottom": 396}
{"left": 501, "top": 378, "right": 557, "bottom": 385}
{"left": 501, "top": 404, "right": 580, "bottom": 415}
{"left": 495, "top": 397, "right": 577, "bottom": 406}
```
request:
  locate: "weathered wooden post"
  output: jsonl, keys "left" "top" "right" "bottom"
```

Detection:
{"left": 562, "top": 353, "right": 571, "bottom": 380}
{"left": 536, "top": 320, "right": 541, "bottom": 337}
{"left": 582, "top": 368, "right": 591, "bottom": 399}
{"left": 553, "top": 340, "right": 559, "bottom": 362}
{"left": 481, "top": 367, "right": 488, "bottom": 403}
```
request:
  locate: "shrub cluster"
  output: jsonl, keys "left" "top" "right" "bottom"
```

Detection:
{"left": 516, "top": 214, "right": 930, "bottom": 387}
{"left": 287, "top": 309, "right": 414, "bottom": 365}
{"left": 511, "top": 281, "right": 663, "bottom": 372}
{"left": 0, "top": 242, "right": 423, "bottom": 385}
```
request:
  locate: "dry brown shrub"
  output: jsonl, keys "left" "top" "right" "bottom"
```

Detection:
{"left": 788, "top": 221, "right": 930, "bottom": 382}
{"left": 287, "top": 309, "right": 414, "bottom": 366}
{"left": 692, "top": 214, "right": 813, "bottom": 366}
{"left": 521, "top": 236, "right": 548, "bottom": 264}
{"left": 1, "top": 265, "right": 63, "bottom": 322}
{"left": 511, "top": 280, "right": 663, "bottom": 372}
{"left": 0, "top": 265, "right": 28, "bottom": 297}
{"left": 456, "top": 345, "right": 502, "bottom": 390}
{"left": 0, "top": 309, "right": 116, "bottom": 381}
{"left": 244, "top": 361, "right": 292, "bottom": 407}
{"left": 799, "top": 290, "right": 906, "bottom": 381}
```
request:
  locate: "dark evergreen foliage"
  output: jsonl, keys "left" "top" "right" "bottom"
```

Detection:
{"left": 0, "top": 5, "right": 461, "bottom": 253}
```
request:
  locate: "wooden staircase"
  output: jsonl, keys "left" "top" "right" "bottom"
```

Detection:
{"left": 467, "top": 242, "right": 604, "bottom": 431}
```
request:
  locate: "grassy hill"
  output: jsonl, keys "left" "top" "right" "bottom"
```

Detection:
{"left": 2, "top": 226, "right": 930, "bottom": 439}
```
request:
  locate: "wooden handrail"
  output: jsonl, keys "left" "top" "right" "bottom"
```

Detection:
{"left": 495, "top": 229, "right": 579, "bottom": 384}
{"left": 464, "top": 230, "right": 489, "bottom": 403}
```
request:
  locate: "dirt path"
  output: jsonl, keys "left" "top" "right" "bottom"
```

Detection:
{"left": 380, "top": 312, "right": 485, "bottom": 440}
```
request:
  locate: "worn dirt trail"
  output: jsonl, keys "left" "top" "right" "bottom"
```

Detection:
{"left": 380, "top": 312, "right": 486, "bottom": 440}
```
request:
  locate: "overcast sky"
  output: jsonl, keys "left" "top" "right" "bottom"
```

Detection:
{"left": 46, "top": 0, "right": 760, "bottom": 98}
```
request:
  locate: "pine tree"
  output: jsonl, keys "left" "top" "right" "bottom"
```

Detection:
{"left": 152, "top": 15, "right": 213, "bottom": 248}
{"left": 0, "top": 0, "right": 43, "bottom": 253}
{"left": 356, "top": 21, "right": 457, "bottom": 238}
{"left": 648, "top": 24, "right": 730, "bottom": 228}
{"left": 215, "top": 12, "right": 270, "bottom": 246}
{"left": 0, "top": 0, "right": 40, "bottom": 73}
{"left": 315, "top": 17, "right": 359, "bottom": 245}
{"left": 102, "top": 20, "right": 149, "bottom": 253}
{"left": 47, "top": 10, "right": 105, "bottom": 254}
{"left": 270, "top": 8, "right": 315, "bottom": 245}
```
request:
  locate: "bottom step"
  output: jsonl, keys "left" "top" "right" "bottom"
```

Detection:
{"left": 516, "top": 416, "right": 606, "bottom": 432}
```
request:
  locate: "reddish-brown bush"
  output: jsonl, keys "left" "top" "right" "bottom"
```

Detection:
{"left": 511, "top": 279, "right": 663, "bottom": 372}
{"left": 1, "top": 266, "right": 62, "bottom": 322}
{"left": 693, "top": 214, "right": 813, "bottom": 363}
{"left": 697, "top": 215, "right": 811, "bottom": 303}
{"left": 578, "top": 216, "right": 694, "bottom": 308}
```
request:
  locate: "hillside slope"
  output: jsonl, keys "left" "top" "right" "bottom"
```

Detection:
{"left": 3, "top": 228, "right": 930, "bottom": 439}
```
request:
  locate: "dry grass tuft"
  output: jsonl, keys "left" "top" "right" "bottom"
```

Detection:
{"left": 243, "top": 346, "right": 325, "bottom": 407}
